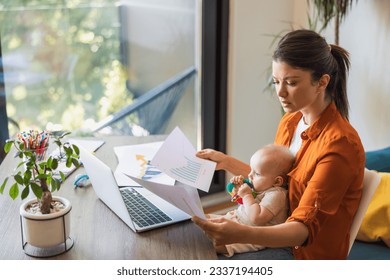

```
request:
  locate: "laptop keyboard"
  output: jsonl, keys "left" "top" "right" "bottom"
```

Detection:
{"left": 120, "top": 188, "right": 172, "bottom": 228}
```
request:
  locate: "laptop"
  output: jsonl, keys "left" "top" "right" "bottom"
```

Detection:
{"left": 78, "top": 146, "right": 191, "bottom": 232}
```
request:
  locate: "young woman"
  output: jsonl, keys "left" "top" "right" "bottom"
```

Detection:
{"left": 193, "top": 29, "right": 365, "bottom": 260}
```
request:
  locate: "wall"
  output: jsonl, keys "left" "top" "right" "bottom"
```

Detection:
{"left": 227, "top": 0, "right": 307, "bottom": 166}
{"left": 227, "top": 0, "right": 390, "bottom": 169}
{"left": 337, "top": 0, "right": 390, "bottom": 151}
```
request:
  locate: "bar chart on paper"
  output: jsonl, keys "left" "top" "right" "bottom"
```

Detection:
{"left": 169, "top": 156, "right": 201, "bottom": 184}
{"left": 151, "top": 127, "right": 216, "bottom": 192}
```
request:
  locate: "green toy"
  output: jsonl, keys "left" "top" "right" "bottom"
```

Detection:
{"left": 226, "top": 178, "right": 257, "bottom": 204}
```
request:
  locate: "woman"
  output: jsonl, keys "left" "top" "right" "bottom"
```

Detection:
{"left": 193, "top": 29, "right": 365, "bottom": 260}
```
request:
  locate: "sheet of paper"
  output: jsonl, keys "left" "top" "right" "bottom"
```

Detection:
{"left": 70, "top": 139, "right": 105, "bottom": 152}
{"left": 128, "top": 174, "right": 206, "bottom": 219}
{"left": 151, "top": 127, "right": 216, "bottom": 192}
{"left": 114, "top": 142, "right": 175, "bottom": 186}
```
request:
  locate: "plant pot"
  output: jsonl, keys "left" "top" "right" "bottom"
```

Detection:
{"left": 20, "top": 196, "right": 73, "bottom": 257}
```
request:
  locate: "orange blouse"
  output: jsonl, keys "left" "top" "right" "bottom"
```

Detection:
{"left": 274, "top": 102, "right": 365, "bottom": 259}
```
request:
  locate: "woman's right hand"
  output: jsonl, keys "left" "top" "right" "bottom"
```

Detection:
{"left": 196, "top": 149, "right": 227, "bottom": 170}
{"left": 192, "top": 216, "right": 249, "bottom": 247}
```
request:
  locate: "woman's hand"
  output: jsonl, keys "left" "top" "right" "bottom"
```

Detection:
{"left": 192, "top": 216, "right": 247, "bottom": 246}
{"left": 196, "top": 149, "right": 227, "bottom": 170}
{"left": 197, "top": 149, "right": 251, "bottom": 177}
{"left": 193, "top": 216, "right": 310, "bottom": 249}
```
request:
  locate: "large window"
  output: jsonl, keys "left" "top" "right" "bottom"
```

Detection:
{"left": 0, "top": 0, "right": 228, "bottom": 194}
{"left": 0, "top": 0, "right": 198, "bottom": 141}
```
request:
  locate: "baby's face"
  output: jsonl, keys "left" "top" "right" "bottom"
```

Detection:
{"left": 248, "top": 151, "right": 277, "bottom": 192}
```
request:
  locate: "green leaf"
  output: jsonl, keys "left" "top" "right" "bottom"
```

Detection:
{"left": 0, "top": 177, "right": 8, "bottom": 194}
{"left": 37, "top": 174, "right": 48, "bottom": 180}
{"left": 25, "top": 161, "right": 34, "bottom": 169}
{"left": 72, "top": 158, "right": 80, "bottom": 168}
{"left": 14, "top": 174, "right": 24, "bottom": 185}
{"left": 72, "top": 144, "right": 80, "bottom": 155}
{"left": 9, "top": 183, "right": 19, "bottom": 200}
{"left": 51, "top": 158, "right": 58, "bottom": 169}
{"left": 4, "top": 141, "right": 13, "bottom": 153}
{"left": 47, "top": 156, "right": 53, "bottom": 167}
{"left": 66, "top": 157, "right": 72, "bottom": 168}
{"left": 38, "top": 161, "right": 47, "bottom": 170}
{"left": 51, "top": 178, "right": 61, "bottom": 192}
{"left": 60, "top": 171, "right": 65, "bottom": 182}
{"left": 31, "top": 183, "right": 43, "bottom": 199}
{"left": 18, "top": 142, "right": 25, "bottom": 151}
{"left": 23, "top": 171, "right": 32, "bottom": 184}
{"left": 64, "top": 146, "right": 72, "bottom": 156}
{"left": 21, "top": 186, "right": 30, "bottom": 200}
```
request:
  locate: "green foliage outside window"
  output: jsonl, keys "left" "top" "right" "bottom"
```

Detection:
{"left": 0, "top": 0, "right": 133, "bottom": 136}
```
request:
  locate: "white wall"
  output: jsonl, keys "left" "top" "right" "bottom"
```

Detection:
{"left": 227, "top": 0, "right": 390, "bottom": 168}
{"left": 227, "top": 0, "right": 307, "bottom": 165}
{"left": 337, "top": 0, "right": 390, "bottom": 151}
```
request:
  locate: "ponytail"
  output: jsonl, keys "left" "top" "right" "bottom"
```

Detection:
{"left": 328, "top": 44, "right": 350, "bottom": 120}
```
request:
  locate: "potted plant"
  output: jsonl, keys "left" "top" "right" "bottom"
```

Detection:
{"left": 309, "top": 0, "right": 358, "bottom": 45}
{"left": 0, "top": 130, "right": 80, "bottom": 256}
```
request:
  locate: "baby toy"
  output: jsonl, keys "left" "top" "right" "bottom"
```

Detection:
{"left": 226, "top": 178, "right": 257, "bottom": 204}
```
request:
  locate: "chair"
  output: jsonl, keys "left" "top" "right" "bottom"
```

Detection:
{"left": 348, "top": 168, "right": 382, "bottom": 255}
{"left": 92, "top": 66, "right": 196, "bottom": 135}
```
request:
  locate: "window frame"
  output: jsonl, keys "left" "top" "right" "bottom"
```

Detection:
{"left": 0, "top": 38, "right": 9, "bottom": 163}
{"left": 200, "top": 0, "right": 229, "bottom": 194}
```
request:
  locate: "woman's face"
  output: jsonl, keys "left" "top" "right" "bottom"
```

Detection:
{"left": 272, "top": 61, "right": 321, "bottom": 114}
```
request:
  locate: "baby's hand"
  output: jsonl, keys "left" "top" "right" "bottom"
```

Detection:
{"left": 229, "top": 175, "right": 244, "bottom": 194}
{"left": 230, "top": 175, "right": 244, "bottom": 185}
{"left": 237, "top": 183, "right": 253, "bottom": 197}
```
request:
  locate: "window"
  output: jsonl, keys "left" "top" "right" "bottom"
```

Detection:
{"left": 0, "top": 0, "right": 228, "bottom": 194}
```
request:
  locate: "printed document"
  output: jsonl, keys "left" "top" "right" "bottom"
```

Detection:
{"left": 128, "top": 175, "right": 206, "bottom": 219}
{"left": 113, "top": 142, "right": 175, "bottom": 186}
{"left": 151, "top": 127, "right": 216, "bottom": 192}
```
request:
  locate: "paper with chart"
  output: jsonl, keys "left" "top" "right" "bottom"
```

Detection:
{"left": 113, "top": 142, "right": 175, "bottom": 187}
{"left": 151, "top": 127, "right": 216, "bottom": 192}
{"left": 127, "top": 174, "right": 206, "bottom": 219}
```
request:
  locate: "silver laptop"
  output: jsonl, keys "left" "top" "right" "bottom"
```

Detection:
{"left": 78, "top": 146, "right": 190, "bottom": 232}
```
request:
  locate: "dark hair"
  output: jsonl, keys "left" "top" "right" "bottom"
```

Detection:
{"left": 272, "top": 29, "right": 350, "bottom": 120}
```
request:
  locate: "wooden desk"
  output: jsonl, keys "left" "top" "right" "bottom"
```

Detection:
{"left": 0, "top": 136, "right": 217, "bottom": 260}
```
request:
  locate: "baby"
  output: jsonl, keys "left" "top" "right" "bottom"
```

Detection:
{"left": 211, "top": 144, "right": 295, "bottom": 257}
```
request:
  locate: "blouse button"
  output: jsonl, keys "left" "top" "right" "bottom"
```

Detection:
{"left": 301, "top": 132, "right": 308, "bottom": 140}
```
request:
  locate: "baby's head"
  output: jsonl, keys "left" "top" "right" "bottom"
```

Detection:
{"left": 248, "top": 144, "right": 295, "bottom": 192}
